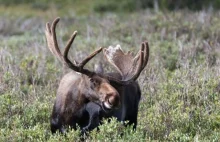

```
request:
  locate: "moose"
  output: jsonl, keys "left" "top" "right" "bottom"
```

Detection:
{"left": 45, "top": 17, "right": 149, "bottom": 134}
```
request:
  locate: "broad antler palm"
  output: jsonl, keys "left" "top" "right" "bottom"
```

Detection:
{"left": 103, "top": 42, "right": 149, "bottom": 84}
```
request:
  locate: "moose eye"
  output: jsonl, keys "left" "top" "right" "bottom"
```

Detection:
{"left": 89, "top": 78, "right": 95, "bottom": 83}
{"left": 89, "top": 78, "right": 100, "bottom": 86}
{"left": 89, "top": 78, "right": 98, "bottom": 88}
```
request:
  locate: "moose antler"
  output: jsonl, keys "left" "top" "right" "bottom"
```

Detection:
{"left": 45, "top": 17, "right": 149, "bottom": 85}
{"left": 103, "top": 42, "right": 149, "bottom": 84}
{"left": 45, "top": 17, "right": 102, "bottom": 76}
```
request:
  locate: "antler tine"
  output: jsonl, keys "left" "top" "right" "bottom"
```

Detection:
{"left": 64, "top": 45, "right": 103, "bottom": 72}
{"left": 125, "top": 41, "right": 149, "bottom": 82}
{"left": 63, "top": 31, "right": 78, "bottom": 58}
{"left": 50, "top": 17, "right": 63, "bottom": 59}
{"left": 129, "top": 44, "right": 145, "bottom": 81}
{"left": 141, "top": 41, "right": 149, "bottom": 70}
{"left": 63, "top": 31, "right": 78, "bottom": 70}
{"left": 79, "top": 47, "right": 103, "bottom": 68}
{"left": 45, "top": 17, "right": 103, "bottom": 76}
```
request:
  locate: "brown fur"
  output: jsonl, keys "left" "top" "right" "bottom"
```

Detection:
{"left": 50, "top": 71, "right": 120, "bottom": 133}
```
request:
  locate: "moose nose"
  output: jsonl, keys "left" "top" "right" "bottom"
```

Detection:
{"left": 107, "top": 93, "right": 120, "bottom": 108}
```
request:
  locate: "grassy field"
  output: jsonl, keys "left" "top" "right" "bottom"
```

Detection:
{"left": 0, "top": 3, "right": 220, "bottom": 141}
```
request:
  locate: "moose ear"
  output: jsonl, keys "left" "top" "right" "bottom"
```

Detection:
{"left": 94, "top": 62, "right": 104, "bottom": 74}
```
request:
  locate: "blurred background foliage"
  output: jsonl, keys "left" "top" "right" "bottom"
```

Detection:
{"left": 0, "top": 0, "right": 220, "bottom": 12}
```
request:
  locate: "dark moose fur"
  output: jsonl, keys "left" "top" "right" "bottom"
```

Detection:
{"left": 50, "top": 72, "right": 141, "bottom": 134}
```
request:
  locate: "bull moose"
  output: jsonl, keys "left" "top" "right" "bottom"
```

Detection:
{"left": 45, "top": 17, "right": 149, "bottom": 134}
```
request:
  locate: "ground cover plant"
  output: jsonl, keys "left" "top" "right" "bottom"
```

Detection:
{"left": 0, "top": 2, "right": 220, "bottom": 141}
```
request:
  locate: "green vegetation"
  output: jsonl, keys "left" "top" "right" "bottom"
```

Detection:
{"left": 0, "top": 1, "right": 220, "bottom": 141}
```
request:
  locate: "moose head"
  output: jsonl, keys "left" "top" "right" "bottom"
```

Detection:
{"left": 45, "top": 17, "right": 149, "bottom": 133}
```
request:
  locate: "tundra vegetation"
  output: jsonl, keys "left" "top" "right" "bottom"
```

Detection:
{"left": 0, "top": 0, "right": 220, "bottom": 141}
